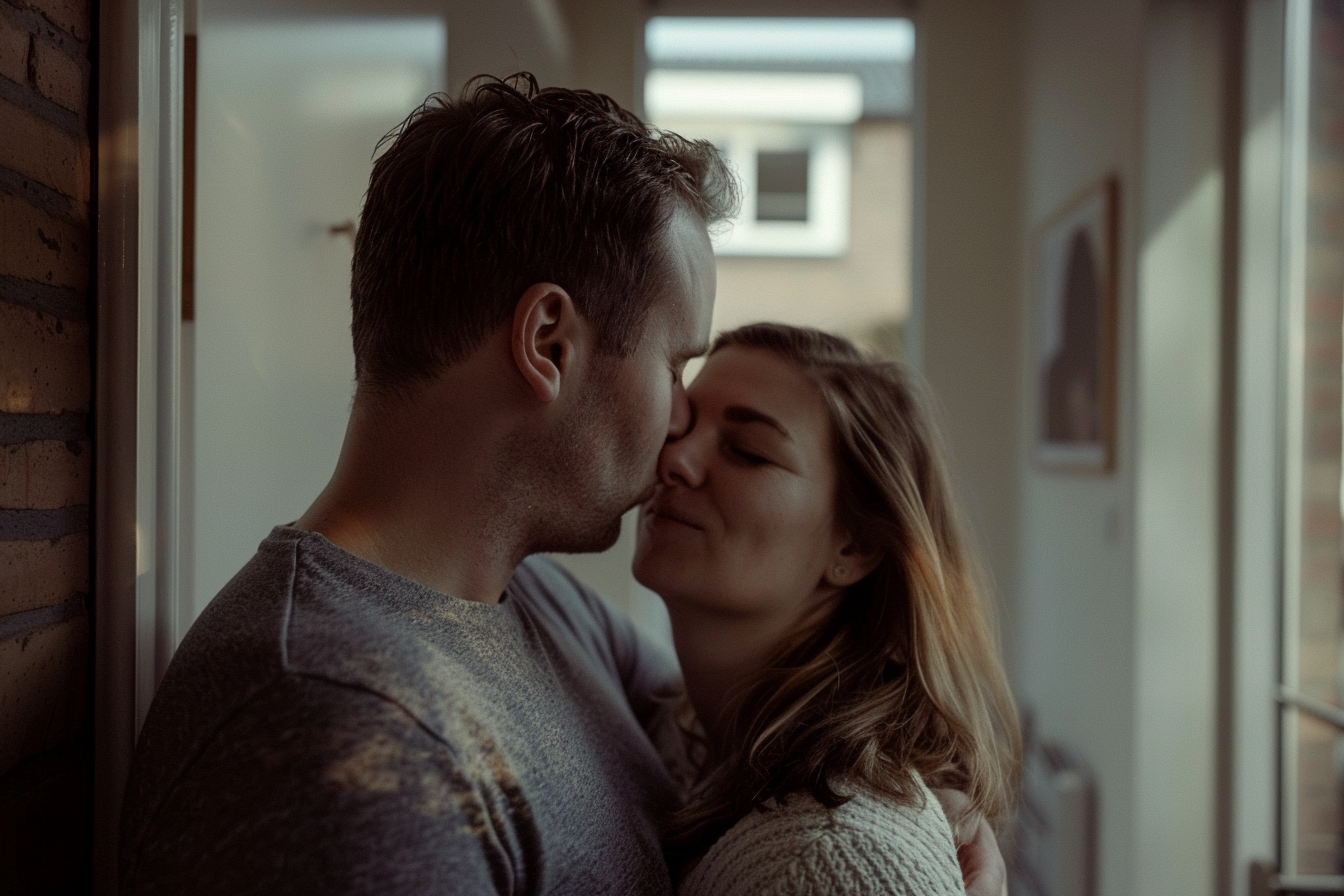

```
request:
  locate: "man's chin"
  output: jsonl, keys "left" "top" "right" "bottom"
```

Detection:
{"left": 629, "top": 480, "right": 658, "bottom": 511}
{"left": 535, "top": 478, "right": 655, "bottom": 556}
{"left": 586, "top": 515, "right": 625, "bottom": 553}
{"left": 541, "top": 514, "right": 624, "bottom": 556}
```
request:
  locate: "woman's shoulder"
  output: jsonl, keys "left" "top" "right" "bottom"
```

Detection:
{"left": 678, "top": 774, "right": 965, "bottom": 896}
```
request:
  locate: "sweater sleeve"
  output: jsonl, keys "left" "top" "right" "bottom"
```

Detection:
{"left": 679, "top": 788, "right": 966, "bottom": 896}
{"left": 514, "top": 556, "right": 694, "bottom": 789}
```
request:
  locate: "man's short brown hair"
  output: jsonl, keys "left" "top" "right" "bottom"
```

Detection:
{"left": 350, "top": 73, "right": 738, "bottom": 393}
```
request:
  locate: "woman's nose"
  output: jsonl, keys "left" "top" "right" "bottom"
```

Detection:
{"left": 658, "top": 429, "right": 706, "bottom": 488}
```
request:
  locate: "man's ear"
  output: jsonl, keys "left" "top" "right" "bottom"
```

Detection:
{"left": 823, "top": 537, "right": 882, "bottom": 588}
{"left": 511, "top": 283, "right": 580, "bottom": 403}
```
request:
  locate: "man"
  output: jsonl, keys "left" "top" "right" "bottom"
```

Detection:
{"left": 120, "top": 75, "right": 1003, "bottom": 894}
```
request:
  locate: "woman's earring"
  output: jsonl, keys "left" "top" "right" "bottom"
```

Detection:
{"left": 833, "top": 565, "right": 846, "bottom": 580}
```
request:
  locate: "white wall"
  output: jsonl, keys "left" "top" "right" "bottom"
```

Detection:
{"left": 915, "top": 0, "right": 1027, "bottom": 671}
{"left": 1006, "top": 1, "right": 1234, "bottom": 895}
{"left": 561, "top": 0, "right": 640, "bottom": 109}
{"left": 447, "top": 0, "right": 571, "bottom": 93}
{"left": 1013, "top": 2, "right": 1144, "bottom": 895}
{"left": 1133, "top": 3, "right": 1225, "bottom": 894}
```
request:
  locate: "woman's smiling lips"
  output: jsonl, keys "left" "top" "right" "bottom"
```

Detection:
{"left": 644, "top": 499, "right": 704, "bottom": 531}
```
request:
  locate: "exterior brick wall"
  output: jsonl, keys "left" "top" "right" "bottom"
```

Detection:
{"left": 0, "top": 0, "right": 92, "bottom": 890}
{"left": 1296, "top": 0, "right": 1344, "bottom": 875}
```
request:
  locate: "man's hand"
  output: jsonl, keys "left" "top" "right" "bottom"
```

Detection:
{"left": 933, "top": 788, "right": 1008, "bottom": 896}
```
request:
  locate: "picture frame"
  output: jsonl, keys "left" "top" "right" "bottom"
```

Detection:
{"left": 1031, "top": 176, "right": 1119, "bottom": 473}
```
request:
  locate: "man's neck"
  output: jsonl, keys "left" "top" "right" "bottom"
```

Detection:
{"left": 296, "top": 371, "right": 534, "bottom": 603}
{"left": 297, "top": 490, "right": 521, "bottom": 603}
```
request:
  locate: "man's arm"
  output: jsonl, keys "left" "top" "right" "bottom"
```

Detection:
{"left": 123, "top": 676, "right": 516, "bottom": 895}
{"left": 958, "top": 815, "right": 1009, "bottom": 896}
{"left": 934, "top": 788, "right": 1008, "bottom": 896}
{"left": 519, "top": 558, "right": 686, "bottom": 756}
{"left": 580, "top": 586, "right": 699, "bottom": 790}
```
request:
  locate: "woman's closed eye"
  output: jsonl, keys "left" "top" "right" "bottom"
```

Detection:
{"left": 722, "top": 439, "right": 770, "bottom": 466}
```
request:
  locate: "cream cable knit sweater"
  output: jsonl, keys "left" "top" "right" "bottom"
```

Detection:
{"left": 679, "top": 775, "right": 966, "bottom": 896}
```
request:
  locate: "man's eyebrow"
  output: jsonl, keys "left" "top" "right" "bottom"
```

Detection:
{"left": 723, "top": 405, "right": 791, "bottom": 439}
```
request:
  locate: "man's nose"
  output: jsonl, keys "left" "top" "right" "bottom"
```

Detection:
{"left": 666, "top": 381, "right": 692, "bottom": 441}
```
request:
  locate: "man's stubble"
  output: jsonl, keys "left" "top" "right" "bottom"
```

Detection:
{"left": 491, "top": 361, "right": 656, "bottom": 558}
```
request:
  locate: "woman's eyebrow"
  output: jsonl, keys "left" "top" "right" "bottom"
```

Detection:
{"left": 723, "top": 405, "right": 791, "bottom": 439}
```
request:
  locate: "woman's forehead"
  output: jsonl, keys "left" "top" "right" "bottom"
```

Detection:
{"left": 694, "top": 347, "right": 825, "bottom": 426}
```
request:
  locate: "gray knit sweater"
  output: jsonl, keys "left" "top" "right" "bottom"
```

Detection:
{"left": 120, "top": 527, "right": 683, "bottom": 895}
{"left": 679, "top": 775, "right": 966, "bottom": 896}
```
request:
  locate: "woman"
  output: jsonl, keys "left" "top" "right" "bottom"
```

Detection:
{"left": 633, "top": 323, "right": 1021, "bottom": 895}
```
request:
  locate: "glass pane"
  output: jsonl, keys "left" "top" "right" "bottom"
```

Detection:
{"left": 756, "top": 150, "right": 809, "bottom": 221}
{"left": 643, "top": 16, "right": 912, "bottom": 347}
{"left": 191, "top": 18, "right": 446, "bottom": 622}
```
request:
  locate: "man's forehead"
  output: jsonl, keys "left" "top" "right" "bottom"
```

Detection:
{"left": 650, "top": 291, "right": 708, "bottom": 358}
{"left": 671, "top": 289, "right": 713, "bottom": 360}
{"left": 649, "top": 207, "right": 715, "bottom": 352}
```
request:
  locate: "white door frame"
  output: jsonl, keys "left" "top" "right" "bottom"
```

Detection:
{"left": 92, "top": 0, "right": 187, "bottom": 889}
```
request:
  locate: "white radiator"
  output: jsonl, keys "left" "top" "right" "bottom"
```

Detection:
{"left": 1010, "top": 729, "right": 1095, "bottom": 896}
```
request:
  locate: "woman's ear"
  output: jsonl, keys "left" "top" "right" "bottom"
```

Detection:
{"left": 823, "top": 538, "right": 882, "bottom": 588}
{"left": 511, "top": 283, "right": 578, "bottom": 403}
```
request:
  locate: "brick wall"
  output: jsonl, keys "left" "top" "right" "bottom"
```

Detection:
{"left": 1296, "top": 0, "right": 1344, "bottom": 875}
{"left": 0, "top": 0, "right": 93, "bottom": 890}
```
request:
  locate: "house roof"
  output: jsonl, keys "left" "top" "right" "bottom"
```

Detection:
{"left": 647, "top": 58, "right": 910, "bottom": 119}
{"left": 645, "top": 17, "right": 913, "bottom": 119}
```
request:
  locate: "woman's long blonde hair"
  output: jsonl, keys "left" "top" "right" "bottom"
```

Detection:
{"left": 664, "top": 323, "right": 1021, "bottom": 868}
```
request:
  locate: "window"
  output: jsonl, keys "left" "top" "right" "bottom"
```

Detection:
{"left": 756, "top": 150, "right": 809, "bottom": 222}
{"left": 644, "top": 70, "right": 860, "bottom": 257}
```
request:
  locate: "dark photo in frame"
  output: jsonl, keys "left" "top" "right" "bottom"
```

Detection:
{"left": 1032, "top": 176, "right": 1118, "bottom": 473}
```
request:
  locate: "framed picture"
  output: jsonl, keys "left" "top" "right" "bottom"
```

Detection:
{"left": 1032, "top": 176, "right": 1119, "bottom": 473}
